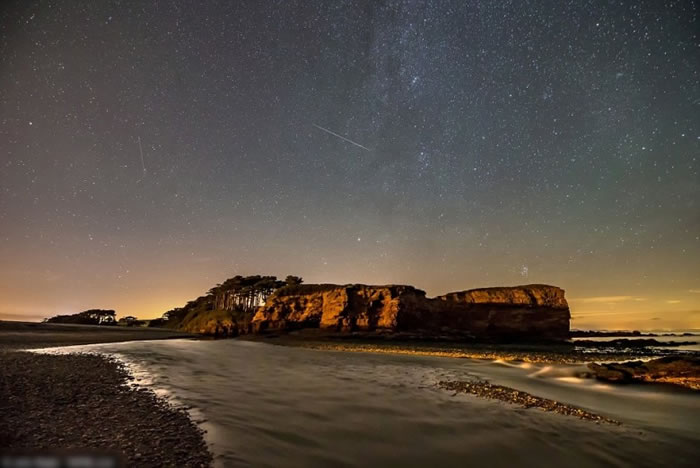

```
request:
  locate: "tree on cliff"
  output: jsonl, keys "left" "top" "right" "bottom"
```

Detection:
{"left": 285, "top": 275, "right": 303, "bottom": 286}
{"left": 208, "top": 275, "right": 287, "bottom": 312}
{"left": 159, "top": 274, "right": 301, "bottom": 331}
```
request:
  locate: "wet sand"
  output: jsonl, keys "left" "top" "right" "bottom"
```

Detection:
{"left": 0, "top": 321, "right": 211, "bottom": 467}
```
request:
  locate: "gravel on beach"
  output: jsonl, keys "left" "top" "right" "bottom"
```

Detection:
{"left": 0, "top": 350, "right": 212, "bottom": 467}
{"left": 438, "top": 379, "right": 620, "bottom": 424}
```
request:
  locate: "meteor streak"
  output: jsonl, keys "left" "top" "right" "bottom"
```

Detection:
{"left": 136, "top": 136, "right": 148, "bottom": 184}
{"left": 312, "top": 124, "right": 371, "bottom": 151}
{"left": 137, "top": 136, "right": 147, "bottom": 173}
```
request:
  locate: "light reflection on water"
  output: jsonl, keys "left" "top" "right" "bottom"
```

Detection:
{"left": 34, "top": 339, "right": 700, "bottom": 467}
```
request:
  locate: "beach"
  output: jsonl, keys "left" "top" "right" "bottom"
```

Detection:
{"left": 0, "top": 321, "right": 211, "bottom": 467}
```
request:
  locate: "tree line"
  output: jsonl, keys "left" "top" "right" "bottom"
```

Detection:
{"left": 42, "top": 274, "right": 302, "bottom": 330}
{"left": 160, "top": 274, "right": 302, "bottom": 328}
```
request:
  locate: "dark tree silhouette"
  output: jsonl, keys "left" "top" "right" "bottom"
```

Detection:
{"left": 159, "top": 274, "right": 299, "bottom": 333}
{"left": 44, "top": 309, "right": 117, "bottom": 325}
{"left": 285, "top": 275, "right": 303, "bottom": 286}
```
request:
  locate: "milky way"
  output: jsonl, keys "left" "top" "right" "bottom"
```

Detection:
{"left": 0, "top": 1, "right": 698, "bottom": 329}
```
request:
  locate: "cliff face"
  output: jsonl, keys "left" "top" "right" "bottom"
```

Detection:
{"left": 437, "top": 285, "right": 569, "bottom": 309}
{"left": 252, "top": 284, "right": 422, "bottom": 334}
{"left": 252, "top": 284, "right": 570, "bottom": 340}
{"left": 427, "top": 285, "right": 570, "bottom": 339}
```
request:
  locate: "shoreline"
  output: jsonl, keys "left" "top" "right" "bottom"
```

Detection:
{"left": 241, "top": 332, "right": 698, "bottom": 364}
{"left": 243, "top": 334, "right": 700, "bottom": 391}
{"left": 0, "top": 321, "right": 212, "bottom": 466}
{"left": 5, "top": 320, "right": 693, "bottom": 366}
{"left": 0, "top": 320, "right": 198, "bottom": 351}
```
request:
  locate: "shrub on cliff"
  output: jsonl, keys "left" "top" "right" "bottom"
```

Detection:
{"left": 147, "top": 318, "right": 167, "bottom": 328}
{"left": 285, "top": 275, "right": 303, "bottom": 286}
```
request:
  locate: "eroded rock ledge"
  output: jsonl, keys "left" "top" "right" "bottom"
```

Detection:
{"left": 252, "top": 284, "right": 570, "bottom": 340}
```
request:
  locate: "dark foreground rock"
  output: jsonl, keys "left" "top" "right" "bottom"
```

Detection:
{"left": 588, "top": 356, "right": 700, "bottom": 390}
{"left": 438, "top": 379, "right": 619, "bottom": 424}
{"left": 0, "top": 351, "right": 211, "bottom": 467}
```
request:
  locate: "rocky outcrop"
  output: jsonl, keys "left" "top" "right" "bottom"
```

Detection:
{"left": 438, "top": 285, "right": 568, "bottom": 309}
{"left": 252, "top": 284, "right": 419, "bottom": 333}
{"left": 252, "top": 284, "right": 570, "bottom": 340}
{"left": 588, "top": 356, "right": 700, "bottom": 390}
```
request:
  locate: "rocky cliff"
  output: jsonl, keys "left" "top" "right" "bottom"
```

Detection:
{"left": 252, "top": 284, "right": 570, "bottom": 340}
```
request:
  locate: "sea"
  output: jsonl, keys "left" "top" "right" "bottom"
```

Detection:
{"left": 35, "top": 339, "right": 699, "bottom": 467}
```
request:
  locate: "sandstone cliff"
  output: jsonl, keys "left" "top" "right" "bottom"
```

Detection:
{"left": 252, "top": 284, "right": 419, "bottom": 333}
{"left": 252, "top": 284, "right": 570, "bottom": 340}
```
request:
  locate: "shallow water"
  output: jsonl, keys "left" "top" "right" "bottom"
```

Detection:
{"left": 36, "top": 339, "right": 700, "bottom": 467}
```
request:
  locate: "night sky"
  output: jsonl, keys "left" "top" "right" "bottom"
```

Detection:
{"left": 1, "top": 1, "right": 698, "bottom": 330}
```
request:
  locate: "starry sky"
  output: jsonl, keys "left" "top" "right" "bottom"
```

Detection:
{"left": 1, "top": 1, "right": 698, "bottom": 330}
